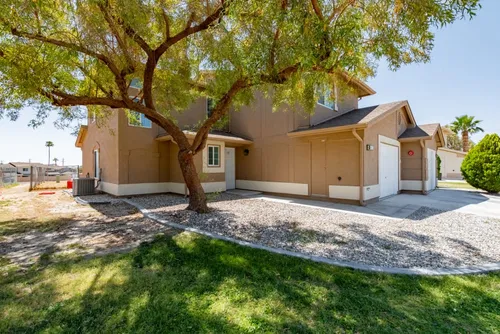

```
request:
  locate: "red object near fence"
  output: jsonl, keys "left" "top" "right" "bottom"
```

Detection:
{"left": 67, "top": 180, "right": 73, "bottom": 189}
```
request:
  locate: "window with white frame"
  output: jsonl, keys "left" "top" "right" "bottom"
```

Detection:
{"left": 317, "top": 87, "right": 335, "bottom": 109}
{"left": 207, "top": 145, "right": 220, "bottom": 167}
{"left": 128, "top": 111, "right": 152, "bottom": 128}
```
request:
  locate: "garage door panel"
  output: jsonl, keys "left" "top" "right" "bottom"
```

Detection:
{"left": 380, "top": 143, "right": 399, "bottom": 198}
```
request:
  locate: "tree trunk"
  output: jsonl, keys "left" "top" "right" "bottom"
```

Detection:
{"left": 463, "top": 130, "right": 469, "bottom": 152}
{"left": 178, "top": 149, "right": 209, "bottom": 213}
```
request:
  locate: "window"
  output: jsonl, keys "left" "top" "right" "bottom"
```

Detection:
{"left": 207, "top": 98, "right": 215, "bottom": 117}
{"left": 128, "top": 111, "right": 152, "bottom": 128}
{"left": 317, "top": 88, "right": 335, "bottom": 109}
{"left": 22, "top": 167, "right": 29, "bottom": 172}
{"left": 208, "top": 145, "right": 220, "bottom": 167}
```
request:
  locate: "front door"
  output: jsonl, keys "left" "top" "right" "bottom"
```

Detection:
{"left": 225, "top": 147, "right": 235, "bottom": 190}
{"left": 311, "top": 139, "right": 327, "bottom": 196}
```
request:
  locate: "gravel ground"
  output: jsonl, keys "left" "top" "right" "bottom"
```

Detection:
{"left": 131, "top": 193, "right": 500, "bottom": 269}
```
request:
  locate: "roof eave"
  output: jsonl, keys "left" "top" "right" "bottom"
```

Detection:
{"left": 156, "top": 131, "right": 253, "bottom": 146}
{"left": 287, "top": 124, "right": 367, "bottom": 138}
{"left": 398, "top": 136, "right": 432, "bottom": 142}
{"left": 75, "top": 125, "right": 88, "bottom": 148}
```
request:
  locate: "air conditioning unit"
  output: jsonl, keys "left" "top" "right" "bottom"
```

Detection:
{"left": 73, "top": 178, "right": 96, "bottom": 196}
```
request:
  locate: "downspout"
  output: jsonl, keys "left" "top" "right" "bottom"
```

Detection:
{"left": 352, "top": 129, "right": 364, "bottom": 205}
{"left": 420, "top": 139, "right": 426, "bottom": 194}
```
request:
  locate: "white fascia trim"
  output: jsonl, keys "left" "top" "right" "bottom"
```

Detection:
{"left": 401, "top": 180, "right": 422, "bottom": 191}
{"left": 236, "top": 180, "right": 308, "bottom": 196}
{"left": 329, "top": 185, "right": 360, "bottom": 200}
{"left": 363, "top": 184, "right": 380, "bottom": 200}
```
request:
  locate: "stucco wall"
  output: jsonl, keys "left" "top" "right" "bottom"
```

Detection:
{"left": 168, "top": 97, "right": 208, "bottom": 131}
{"left": 336, "top": 91, "right": 359, "bottom": 114}
{"left": 81, "top": 112, "right": 120, "bottom": 183}
{"left": 397, "top": 109, "right": 408, "bottom": 137}
{"left": 117, "top": 111, "right": 168, "bottom": 184}
{"left": 235, "top": 130, "right": 360, "bottom": 195}
{"left": 363, "top": 110, "right": 399, "bottom": 185}
{"left": 401, "top": 141, "right": 422, "bottom": 180}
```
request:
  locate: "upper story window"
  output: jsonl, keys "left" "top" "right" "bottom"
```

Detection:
{"left": 128, "top": 111, "right": 152, "bottom": 128}
{"left": 207, "top": 97, "right": 215, "bottom": 118}
{"left": 317, "top": 89, "right": 335, "bottom": 109}
{"left": 207, "top": 145, "right": 220, "bottom": 167}
{"left": 22, "top": 167, "right": 29, "bottom": 172}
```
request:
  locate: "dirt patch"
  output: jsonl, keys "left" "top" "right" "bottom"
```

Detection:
{"left": 0, "top": 189, "right": 168, "bottom": 271}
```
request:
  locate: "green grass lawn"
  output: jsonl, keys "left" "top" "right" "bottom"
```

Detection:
{"left": 438, "top": 181, "right": 478, "bottom": 190}
{"left": 1, "top": 232, "right": 499, "bottom": 333}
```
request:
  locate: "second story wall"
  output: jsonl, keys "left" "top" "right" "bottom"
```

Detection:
{"left": 116, "top": 110, "right": 169, "bottom": 184}
{"left": 230, "top": 91, "right": 310, "bottom": 140}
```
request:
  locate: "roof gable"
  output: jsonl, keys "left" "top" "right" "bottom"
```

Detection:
{"left": 289, "top": 100, "right": 416, "bottom": 137}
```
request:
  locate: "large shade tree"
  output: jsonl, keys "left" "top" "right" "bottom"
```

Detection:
{"left": 450, "top": 115, "right": 484, "bottom": 152}
{"left": 0, "top": 0, "right": 480, "bottom": 212}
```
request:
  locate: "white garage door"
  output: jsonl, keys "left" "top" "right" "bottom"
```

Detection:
{"left": 379, "top": 143, "right": 399, "bottom": 198}
{"left": 427, "top": 149, "right": 437, "bottom": 191}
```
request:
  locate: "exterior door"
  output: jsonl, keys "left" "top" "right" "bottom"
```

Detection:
{"left": 379, "top": 143, "right": 399, "bottom": 198}
{"left": 225, "top": 147, "right": 236, "bottom": 190}
{"left": 93, "top": 150, "right": 100, "bottom": 179}
{"left": 311, "top": 139, "right": 327, "bottom": 196}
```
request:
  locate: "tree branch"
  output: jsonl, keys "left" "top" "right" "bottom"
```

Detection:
{"left": 48, "top": 90, "right": 127, "bottom": 109}
{"left": 311, "top": 0, "right": 324, "bottom": 20}
{"left": 191, "top": 78, "right": 249, "bottom": 153}
{"left": 9, "top": 27, "right": 122, "bottom": 79}
{"left": 97, "top": 2, "right": 137, "bottom": 72}
{"left": 77, "top": 65, "right": 114, "bottom": 98}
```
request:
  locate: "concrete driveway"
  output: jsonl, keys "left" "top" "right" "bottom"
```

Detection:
{"left": 367, "top": 189, "right": 500, "bottom": 219}
{"left": 228, "top": 188, "right": 500, "bottom": 220}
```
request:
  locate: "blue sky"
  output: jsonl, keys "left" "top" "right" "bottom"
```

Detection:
{"left": 0, "top": 0, "right": 498, "bottom": 166}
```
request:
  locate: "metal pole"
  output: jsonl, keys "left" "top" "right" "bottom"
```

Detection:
{"left": 29, "top": 166, "right": 33, "bottom": 191}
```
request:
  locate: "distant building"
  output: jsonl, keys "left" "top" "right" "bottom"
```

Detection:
{"left": 437, "top": 127, "right": 466, "bottom": 180}
{"left": 0, "top": 163, "right": 18, "bottom": 185}
{"left": 9, "top": 162, "right": 46, "bottom": 176}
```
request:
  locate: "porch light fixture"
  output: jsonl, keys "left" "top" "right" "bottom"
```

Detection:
{"left": 243, "top": 149, "right": 250, "bottom": 156}
{"left": 366, "top": 144, "right": 374, "bottom": 151}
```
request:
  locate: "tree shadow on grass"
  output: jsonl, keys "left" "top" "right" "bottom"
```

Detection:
{"left": 1, "top": 232, "right": 499, "bottom": 333}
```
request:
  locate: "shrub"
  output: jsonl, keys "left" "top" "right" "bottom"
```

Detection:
{"left": 461, "top": 134, "right": 500, "bottom": 193}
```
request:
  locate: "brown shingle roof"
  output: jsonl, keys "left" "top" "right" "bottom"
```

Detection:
{"left": 291, "top": 101, "right": 406, "bottom": 133}
{"left": 399, "top": 123, "right": 440, "bottom": 139}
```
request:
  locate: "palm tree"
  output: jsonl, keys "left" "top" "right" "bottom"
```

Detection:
{"left": 45, "top": 141, "right": 54, "bottom": 165}
{"left": 53, "top": 158, "right": 59, "bottom": 166}
{"left": 450, "top": 115, "right": 484, "bottom": 152}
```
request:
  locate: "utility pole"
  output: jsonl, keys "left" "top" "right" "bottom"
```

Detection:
{"left": 62, "top": 158, "right": 65, "bottom": 166}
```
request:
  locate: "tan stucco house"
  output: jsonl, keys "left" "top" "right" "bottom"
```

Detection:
{"left": 75, "top": 79, "right": 444, "bottom": 204}
{"left": 437, "top": 127, "right": 466, "bottom": 180}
